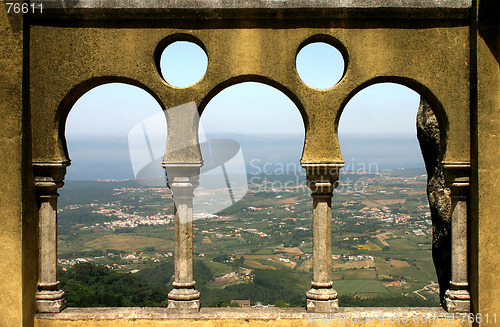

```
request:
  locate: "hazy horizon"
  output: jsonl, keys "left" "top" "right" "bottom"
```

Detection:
{"left": 64, "top": 132, "right": 425, "bottom": 181}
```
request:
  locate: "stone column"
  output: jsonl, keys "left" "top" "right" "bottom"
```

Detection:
{"left": 33, "top": 161, "right": 69, "bottom": 313}
{"left": 162, "top": 102, "right": 203, "bottom": 311}
{"left": 443, "top": 162, "right": 471, "bottom": 313}
{"left": 164, "top": 164, "right": 201, "bottom": 312}
{"left": 302, "top": 163, "right": 343, "bottom": 313}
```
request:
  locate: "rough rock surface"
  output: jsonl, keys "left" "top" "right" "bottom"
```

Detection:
{"left": 416, "top": 98, "right": 451, "bottom": 304}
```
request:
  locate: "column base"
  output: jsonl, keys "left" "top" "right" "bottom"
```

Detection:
{"left": 168, "top": 288, "right": 200, "bottom": 312}
{"left": 444, "top": 289, "right": 470, "bottom": 313}
{"left": 167, "top": 299, "right": 200, "bottom": 312}
{"left": 36, "top": 290, "right": 66, "bottom": 313}
{"left": 306, "top": 287, "right": 338, "bottom": 313}
{"left": 306, "top": 299, "right": 339, "bottom": 313}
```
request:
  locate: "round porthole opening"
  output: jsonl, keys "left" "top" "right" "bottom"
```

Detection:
{"left": 296, "top": 40, "right": 346, "bottom": 90}
{"left": 158, "top": 40, "right": 208, "bottom": 88}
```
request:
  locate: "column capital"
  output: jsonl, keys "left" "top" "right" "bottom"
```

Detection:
{"left": 163, "top": 162, "right": 203, "bottom": 198}
{"left": 440, "top": 162, "right": 470, "bottom": 197}
{"left": 301, "top": 162, "right": 344, "bottom": 195}
{"left": 33, "top": 160, "right": 70, "bottom": 194}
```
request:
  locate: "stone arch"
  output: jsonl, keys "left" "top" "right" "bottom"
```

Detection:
{"left": 198, "top": 75, "right": 309, "bottom": 132}
{"left": 55, "top": 77, "right": 166, "bottom": 163}
{"left": 335, "top": 76, "right": 449, "bottom": 161}
{"left": 336, "top": 78, "right": 453, "bottom": 307}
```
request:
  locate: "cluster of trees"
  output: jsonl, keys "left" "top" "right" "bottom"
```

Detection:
{"left": 59, "top": 260, "right": 214, "bottom": 307}
{"left": 198, "top": 269, "right": 306, "bottom": 307}
{"left": 58, "top": 207, "right": 108, "bottom": 235}
{"left": 212, "top": 254, "right": 246, "bottom": 270}
{"left": 59, "top": 260, "right": 306, "bottom": 308}
{"left": 59, "top": 262, "right": 169, "bottom": 307}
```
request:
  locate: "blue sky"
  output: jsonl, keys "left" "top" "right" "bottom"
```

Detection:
{"left": 65, "top": 42, "right": 424, "bottom": 180}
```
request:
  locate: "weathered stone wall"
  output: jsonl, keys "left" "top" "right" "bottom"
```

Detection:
{"left": 0, "top": 3, "right": 38, "bottom": 327}
{"left": 472, "top": 0, "right": 500, "bottom": 319}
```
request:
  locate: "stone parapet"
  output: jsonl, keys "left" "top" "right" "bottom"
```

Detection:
{"left": 33, "top": 0, "right": 471, "bottom": 22}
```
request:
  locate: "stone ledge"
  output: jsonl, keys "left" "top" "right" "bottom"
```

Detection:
{"left": 36, "top": 307, "right": 449, "bottom": 320}
{"left": 39, "top": 0, "right": 472, "bottom": 9}
{"left": 32, "top": 0, "right": 471, "bottom": 22}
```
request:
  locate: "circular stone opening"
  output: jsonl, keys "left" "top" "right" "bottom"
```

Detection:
{"left": 296, "top": 42, "right": 345, "bottom": 90}
{"left": 159, "top": 41, "right": 208, "bottom": 88}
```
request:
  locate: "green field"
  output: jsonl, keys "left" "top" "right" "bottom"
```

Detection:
{"left": 204, "top": 261, "right": 234, "bottom": 277}
{"left": 84, "top": 234, "right": 174, "bottom": 251}
{"left": 334, "top": 279, "right": 390, "bottom": 295}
